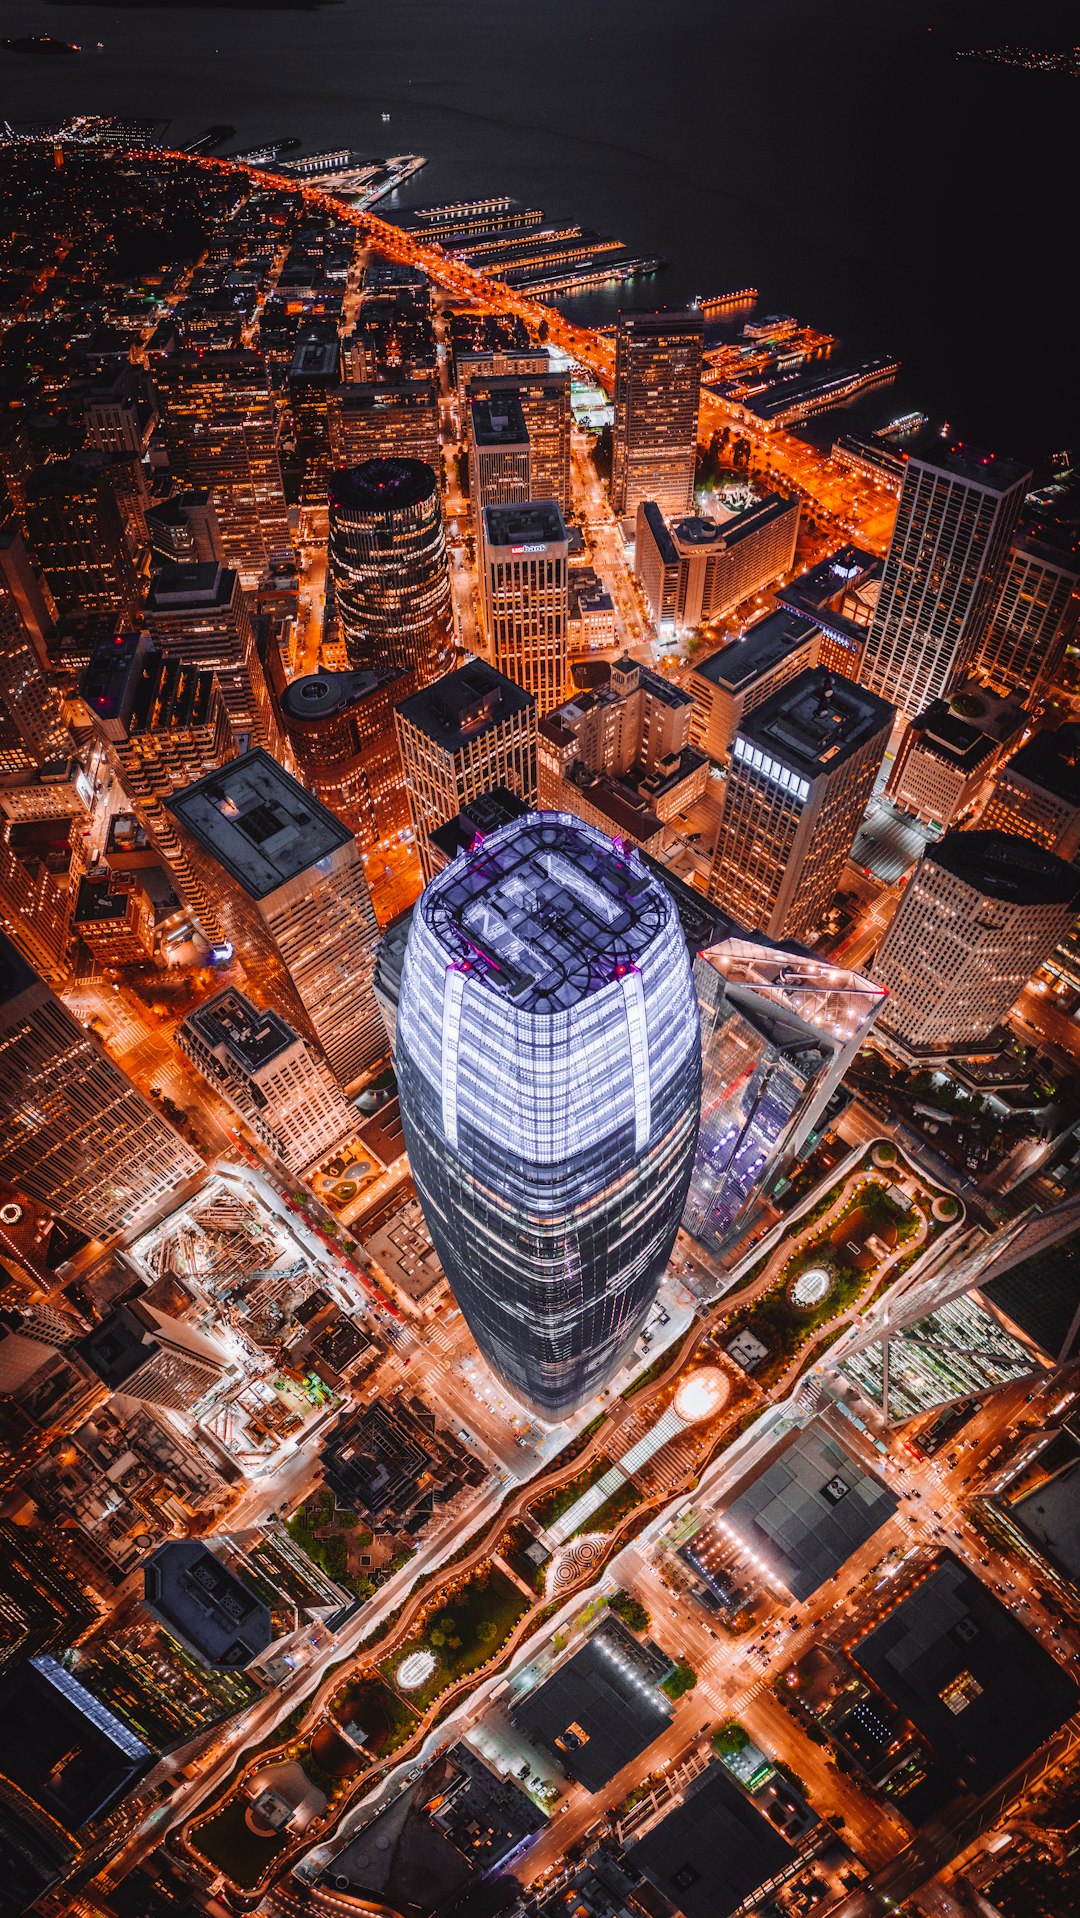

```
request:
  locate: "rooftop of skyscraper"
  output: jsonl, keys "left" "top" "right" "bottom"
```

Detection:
{"left": 182, "top": 986, "right": 297, "bottom": 1073}
{"left": 737, "top": 665, "right": 893, "bottom": 776}
{"left": 142, "top": 1539, "right": 273, "bottom": 1669}
{"left": 999, "top": 723, "right": 1080, "bottom": 806}
{"left": 0, "top": 931, "right": 37, "bottom": 1006}
{"left": 909, "top": 440, "right": 1032, "bottom": 494}
{"left": 482, "top": 498, "right": 566, "bottom": 549}
{"left": 927, "top": 828, "right": 1080, "bottom": 908}
{"left": 396, "top": 655, "right": 534, "bottom": 749}
{"left": 167, "top": 747, "right": 354, "bottom": 898}
{"left": 329, "top": 458, "right": 437, "bottom": 515}
{"left": 470, "top": 392, "right": 529, "bottom": 446}
{"left": 280, "top": 664, "right": 403, "bottom": 726}
{"left": 144, "top": 560, "right": 232, "bottom": 611}
{"left": 420, "top": 812, "right": 673, "bottom": 1013}
{"left": 693, "top": 608, "right": 816, "bottom": 692}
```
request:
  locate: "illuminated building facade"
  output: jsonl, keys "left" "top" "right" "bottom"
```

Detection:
{"left": 688, "top": 609, "right": 819, "bottom": 765}
{"left": 970, "top": 528, "right": 1080, "bottom": 701}
{"left": 611, "top": 310, "right": 704, "bottom": 521}
{"left": 178, "top": 985, "right": 355, "bottom": 1170}
{"left": 143, "top": 560, "right": 281, "bottom": 757}
{"left": 78, "top": 1299, "right": 231, "bottom": 1412}
{"left": 539, "top": 655, "right": 707, "bottom": 847}
{"left": 980, "top": 724, "right": 1080, "bottom": 859}
{"left": 466, "top": 365, "right": 572, "bottom": 515}
{"left": 23, "top": 453, "right": 140, "bottom": 620}
{"left": 468, "top": 393, "right": 531, "bottom": 509}
{"left": 395, "top": 656, "right": 537, "bottom": 880}
{"left": 395, "top": 814, "right": 701, "bottom": 1418}
{"left": 684, "top": 939, "right": 884, "bottom": 1252}
{"left": 326, "top": 379, "right": 440, "bottom": 474}
{"left": 154, "top": 350, "right": 290, "bottom": 587}
{"left": 860, "top": 443, "right": 1030, "bottom": 717}
{"left": 0, "top": 933, "right": 202, "bottom": 1240}
{"left": 329, "top": 460, "right": 453, "bottom": 686}
{"left": 279, "top": 665, "right": 411, "bottom": 846}
{"left": 872, "top": 829, "right": 1080, "bottom": 1054}
{"left": 708, "top": 667, "right": 893, "bottom": 942}
{"left": 0, "top": 578, "right": 72, "bottom": 774}
{"left": 168, "top": 749, "right": 385, "bottom": 1088}
{"left": 480, "top": 500, "right": 569, "bottom": 715}
{"left": 634, "top": 495, "right": 799, "bottom": 635}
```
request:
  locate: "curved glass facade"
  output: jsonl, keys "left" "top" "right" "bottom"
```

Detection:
{"left": 395, "top": 813, "right": 701, "bottom": 1420}
{"left": 328, "top": 458, "right": 452, "bottom": 686}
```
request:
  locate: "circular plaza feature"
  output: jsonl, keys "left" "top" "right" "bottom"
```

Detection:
{"left": 791, "top": 1266, "right": 832, "bottom": 1309}
{"left": 673, "top": 1367, "right": 729, "bottom": 1425}
{"left": 396, "top": 1648, "right": 437, "bottom": 1691}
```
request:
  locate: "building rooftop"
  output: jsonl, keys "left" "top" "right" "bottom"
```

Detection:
{"left": 329, "top": 458, "right": 438, "bottom": 516}
{"left": 0, "top": 1654, "right": 151, "bottom": 1831}
{"left": 737, "top": 665, "right": 893, "bottom": 779}
{"left": 329, "top": 377, "right": 435, "bottom": 412}
{"left": 428, "top": 786, "right": 531, "bottom": 866}
{"left": 142, "top": 1540, "right": 273, "bottom": 1669}
{"left": 396, "top": 655, "right": 534, "bottom": 749}
{"left": 288, "top": 336, "right": 341, "bottom": 382}
{"left": 182, "top": 987, "right": 297, "bottom": 1073}
{"left": 483, "top": 499, "right": 566, "bottom": 549}
{"left": 418, "top": 812, "right": 676, "bottom": 1014}
{"left": 906, "top": 701, "right": 998, "bottom": 774}
{"left": 910, "top": 440, "right": 1032, "bottom": 496}
{"left": 618, "top": 307, "right": 704, "bottom": 340}
{"left": 144, "top": 561, "right": 233, "bottom": 612}
{"left": 71, "top": 874, "right": 134, "bottom": 927}
{"left": 693, "top": 608, "right": 817, "bottom": 693}
{"left": 852, "top": 1556, "right": 1077, "bottom": 1794}
{"left": 720, "top": 1424, "right": 899, "bottom": 1599}
{"left": 628, "top": 1762, "right": 794, "bottom": 1918}
{"left": 927, "top": 828, "right": 1080, "bottom": 910}
{"left": 167, "top": 748, "right": 354, "bottom": 900}
{"left": 1008, "top": 1454, "right": 1080, "bottom": 1591}
{"left": 0, "top": 931, "right": 40, "bottom": 1007}
{"left": 1000, "top": 724, "right": 1080, "bottom": 808}
{"left": 470, "top": 392, "right": 529, "bottom": 447}
{"left": 512, "top": 1628, "right": 672, "bottom": 1793}
{"left": 280, "top": 665, "right": 402, "bottom": 727}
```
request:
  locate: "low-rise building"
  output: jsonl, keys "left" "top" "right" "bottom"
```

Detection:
{"left": 539, "top": 655, "right": 707, "bottom": 849}
{"left": 635, "top": 493, "right": 799, "bottom": 636}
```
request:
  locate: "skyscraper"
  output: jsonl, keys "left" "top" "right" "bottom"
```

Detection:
{"left": 394, "top": 656, "right": 537, "bottom": 880}
{"left": 326, "top": 379, "right": 440, "bottom": 474}
{"left": 635, "top": 495, "right": 800, "bottom": 636}
{"left": 466, "top": 365, "right": 572, "bottom": 515}
{"left": 328, "top": 460, "right": 453, "bottom": 685}
{"left": 709, "top": 667, "right": 893, "bottom": 942}
{"left": 142, "top": 560, "right": 281, "bottom": 757}
{"left": 0, "top": 933, "right": 202, "bottom": 1240}
{"left": 969, "top": 527, "right": 1080, "bottom": 702}
{"left": 980, "top": 724, "right": 1080, "bottom": 859}
{"left": 873, "top": 830, "right": 1080, "bottom": 1054}
{"left": 611, "top": 310, "right": 704, "bottom": 521}
{"left": 468, "top": 393, "right": 531, "bottom": 509}
{"left": 168, "top": 749, "right": 384, "bottom": 1088}
{"left": 395, "top": 814, "right": 701, "bottom": 1419}
{"left": 77, "top": 1299, "right": 231, "bottom": 1411}
{"left": 178, "top": 986, "right": 355, "bottom": 1170}
{"left": 480, "top": 500, "right": 568, "bottom": 715}
{"left": 0, "top": 578, "right": 72, "bottom": 775}
{"left": 278, "top": 665, "right": 411, "bottom": 847}
{"left": 23, "top": 454, "right": 140, "bottom": 620}
{"left": 154, "top": 350, "right": 290, "bottom": 587}
{"left": 859, "top": 442, "right": 1030, "bottom": 717}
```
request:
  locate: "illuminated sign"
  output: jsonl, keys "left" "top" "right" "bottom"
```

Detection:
{"left": 510, "top": 543, "right": 546, "bottom": 554}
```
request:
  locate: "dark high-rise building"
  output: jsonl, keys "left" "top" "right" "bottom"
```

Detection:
{"left": 395, "top": 814, "right": 701, "bottom": 1419}
{"left": 143, "top": 560, "right": 281, "bottom": 756}
{"left": 279, "top": 665, "right": 411, "bottom": 846}
{"left": 0, "top": 934, "right": 202, "bottom": 1240}
{"left": 872, "top": 829, "right": 1080, "bottom": 1055}
{"left": 0, "top": 579, "right": 72, "bottom": 775}
{"left": 859, "top": 442, "right": 1030, "bottom": 718}
{"left": 394, "top": 656, "right": 537, "bottom": 880}
{"left": 23, "top": 454, "right": 140, "bottom": 620}
{"left": 77, "top": 1299, "right": 231, "bottom": 1411}
{"left": 286, "top": 333, "right": 341, "bottom": 530}
{"left": 709, "top": 667, "right": 893, "bottom": 942}
{"left": 154, "top": 350, "right": 290, "bottom": 586}
{"left": 611, "top": 309, "right": 704, "bottom": 521}
{"left": 328, "top": 460, "right": 453, "bottom": 685}
{"left": 970, "top": 526, "right": 1080, "bottom": 702}
{"left": 468, "top": 393, "right": 531, "bottom": 509}
{"left": 466, "top": 364, "right": 572, "bottom": 516}
{"left": 327, "top": 380, "right": 441, "bottom": 474}
{"left": 146, "top": 489, "right": 226, "bottom": 569}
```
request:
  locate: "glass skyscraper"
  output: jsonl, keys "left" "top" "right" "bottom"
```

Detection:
{"left": 395, "top": 813, "right": 701, "bottom": 1420}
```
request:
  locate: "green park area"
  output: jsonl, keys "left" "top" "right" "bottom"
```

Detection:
{"left": 330, "top": 1672, "right": 418, "bottom": 1757}
{"left": 191, "top": 1796, "right": 287, "bottom": 1891}
{"left": 286, "top": 1488, "right": 375, "bottom": 1595}
{"left": 529, "top": 1454, "right": 616, "bottom": 1531}
{"left": 382, "top": 1565, "right": 528, "bottom": 1710}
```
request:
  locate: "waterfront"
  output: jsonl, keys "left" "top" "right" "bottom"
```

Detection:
{"left": 1, "top": 0, "right": 1075, "bottom": 457}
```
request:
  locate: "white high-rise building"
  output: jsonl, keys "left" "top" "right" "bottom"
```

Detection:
{"left": 0, "top": 934, "right": 202, "bottom": 1240}
{"left": 178, "top": 986, "right": 355, "bottom": 1170}
{"left": 480, "top": 500, "right": 569, "bottom": 716}
{"left": 860, "top": 442, "right": 1030, "bottom": 718}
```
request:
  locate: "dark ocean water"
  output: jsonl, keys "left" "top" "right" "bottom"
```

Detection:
{"left": 1, "top": 0, "right": 1075, "bottom": 460}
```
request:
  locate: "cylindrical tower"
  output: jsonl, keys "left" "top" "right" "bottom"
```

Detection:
{"left": 395, "top": 813, "right": 701, "bottom": 1420}
{"left": 279, "top": 665, "right": 412, "bottom": 846}
{"left": 328, "top": 459, "right": 452, "bottom": 685}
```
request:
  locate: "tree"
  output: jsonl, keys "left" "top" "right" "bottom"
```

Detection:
{"left": 590, "top": 424, "right": 613, "bottom": 485}
{"left": 661, "top": 1659, "right": 698, "bottom": 1701}
{"left": 608, "top": 1590, "right": 650, "bottom": 1633}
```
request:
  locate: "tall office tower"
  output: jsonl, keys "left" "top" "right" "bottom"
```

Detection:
{"left": 286, "top": 334, "right": 341, "bottom": 530}
{"left": 0, "top": 934, "right": 202, "bottom": 1240}
{"left": 684, "top": 938, "right": 884, "bottom": 1253}
{"left": 168, "top": 750, "right": 385, "bottom": 1089}
{"left": 0, "top": 819, "right": 73, "bottom": 984}
{"left": 0, "top": 580, "right": 72, "bottom": 774}
{"left": 154, "top": 350, "right": 290, "bottom": 586}
{"left": 71, "top": 871, "right": 155, "bottom": 968}
{"left": 142, "top": 560, "right": 280, "bottom": 756}
{"left": 980, "top": 725, "right": 1080, "bottom": 859}
{"left": 453, "top": 345, "right": 548, "bottom": 405}
{"left": 78, "top": 1299, "right": 230, "bottom": 1411}
{"left": 969, "top": 528, "right": 1080, "bottom": 701}
{"left": 394, "top": 656, "right": 537, "bottom": 880}
{"left": 480, "top": 500, "right": 569, "bottom": 714}
{"left": 327, "top": 380, "right": 440, "bottom": 474}
{"left": 611, "top": 309, "right": 704, "bottom": 521}
{"left": 709, "top": 667, "right": 893, "bottom": 942}
{"left": 873, "top": 830, "right": 1080, "bottom": 1055}
{"left": 885, "top": 680, "right": 1025, "bottom": 831}
{"left": 688, "top": 610, "right": 819, "bottom": 765}
{"left": 178, "top": 987, "right": 355, "bottom": 1171}
{"left": 279, "top": 666, "right": 411, "bottom": 846}
{"left": 859, "top": 442, "right": 1030, "bottom": 717}
{"left": 468, "top": 394, "right": 531, "bottom": 509}
{"left": 82, "top": 631, "right": 235, "bottom": 947}
{"left": 466, "top": 366, "right": 572, "bottom": 516}
{"left": 395, "top": 814, "right": 701, "bottom": 1419}
{"left": 22, "top": 453, "right": 140, "bottom": 620}
{"left": 146, "top": 490, "right": 226, "bottom": 568}
{"left": 635, "top": 495, "right": 800, "bottom": 635}
{"left": 328, "top": 460, "right": 453, "bottom": 686}
{"left": 0, "top": 519, "right": 55, "bottom": 668}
